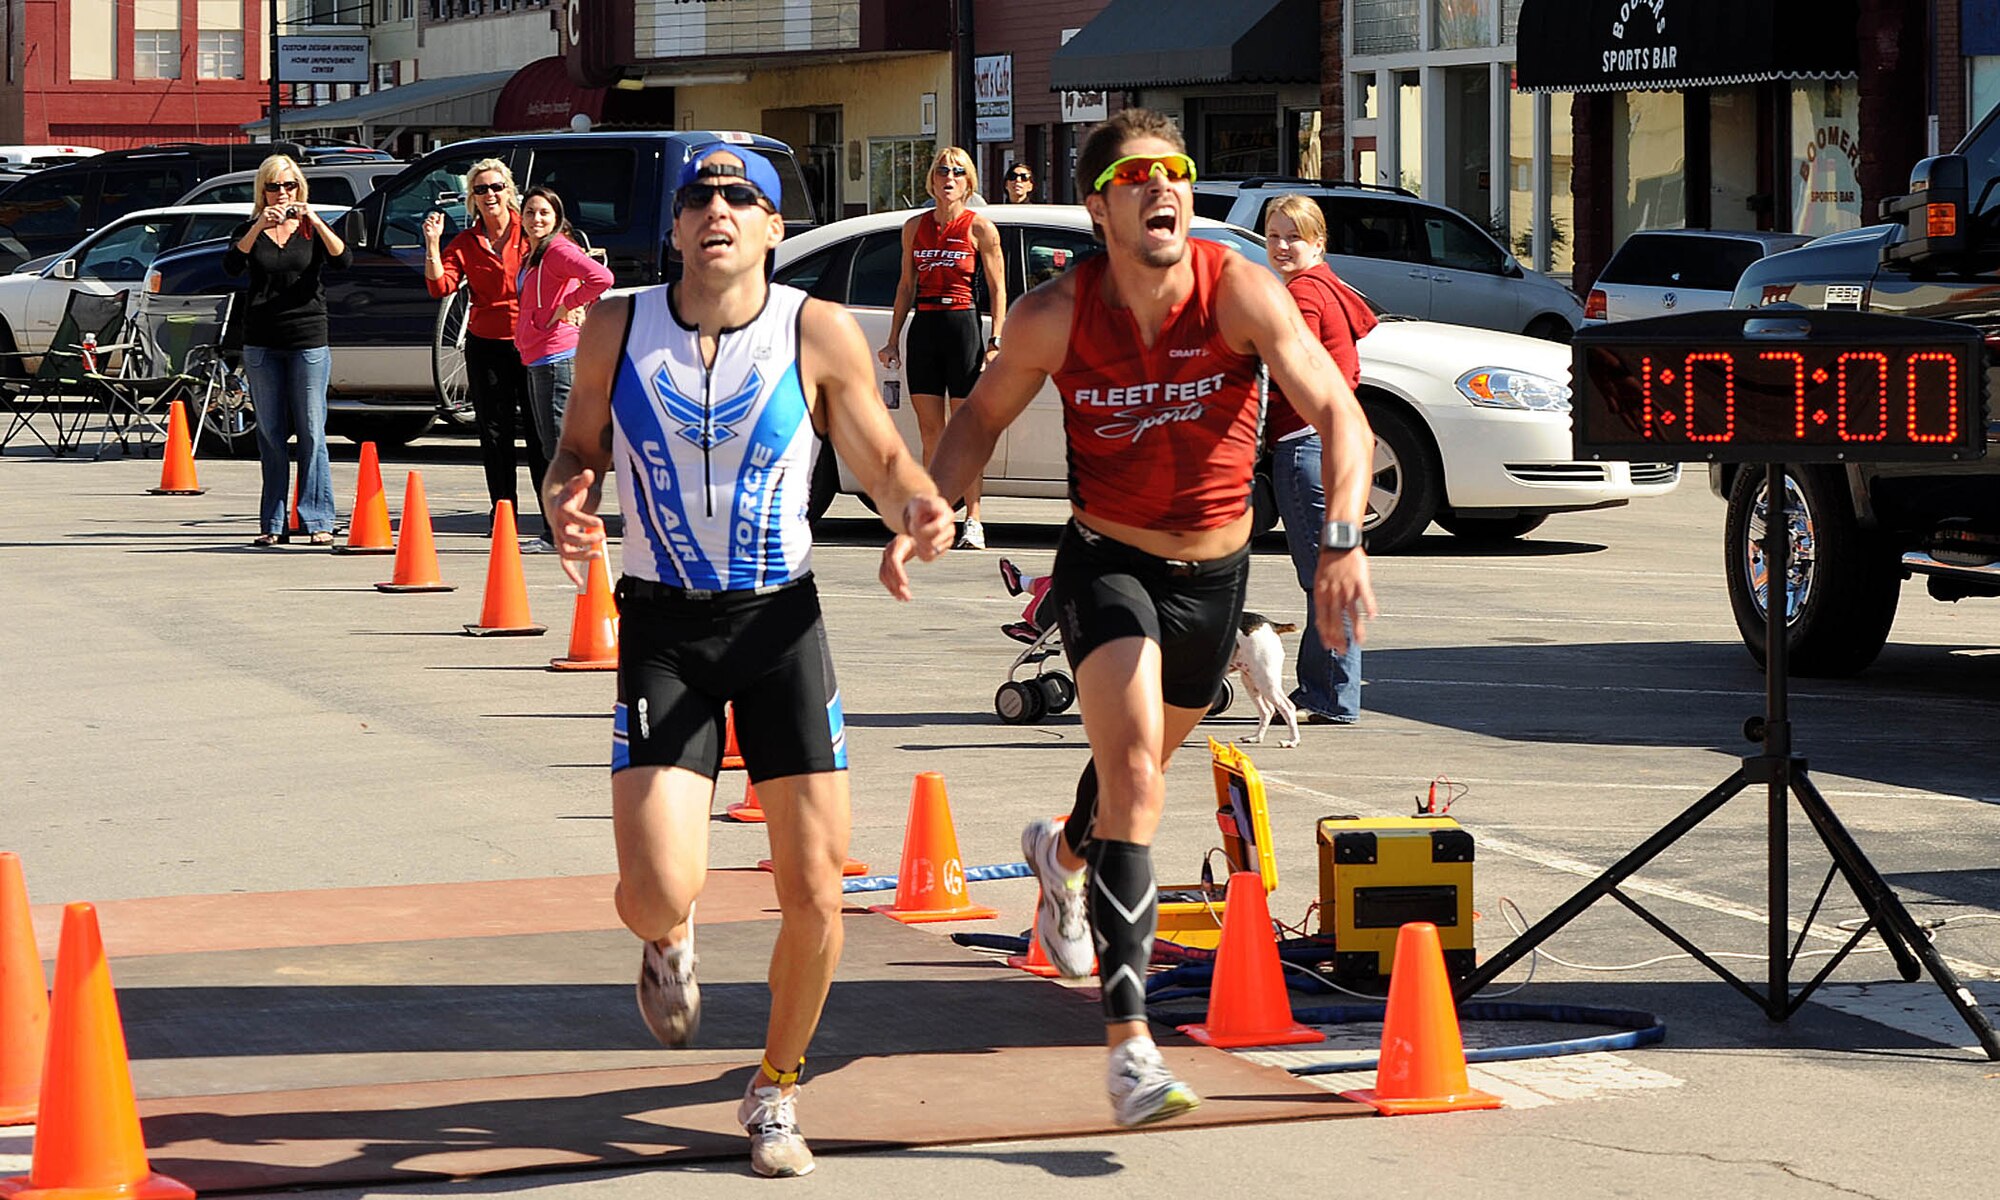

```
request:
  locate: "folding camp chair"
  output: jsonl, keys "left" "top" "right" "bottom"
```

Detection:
{"left": 92, "top": 293, "right": 238, "bottom": 459}
{"left": 0, "top": 289, "right": 130, "bottom": 456}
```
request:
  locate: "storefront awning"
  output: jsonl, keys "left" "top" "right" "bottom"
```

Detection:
{"left": 241, "top": 68, "right": 516, "bottom": 134}
{"left": 493, "top": 57, "right": 606, "bottom": 133}
{"left": 1049, "top": 0, "right": 1316, "bottom": 92}
{"left": 1514, "top": 0, "right": 1858, "bottom": 94}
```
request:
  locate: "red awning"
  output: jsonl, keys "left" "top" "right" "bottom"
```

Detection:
{"left": 492, "top": 56, "right": 606, "bottom": 133}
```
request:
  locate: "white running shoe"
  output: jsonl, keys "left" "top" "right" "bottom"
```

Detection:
{"left": 1021, "top": 818, "right": 1093, "bottom": 978}
{"left": 1107, "top": 1035, "right": 1201, "bottom": 1127}
{"left": 636, "top": 939, "right": 699, "bottom": 1048}
{"left": 957, "top": 518, "right": 986, "bottom": 550}
{"left": 737, "top": 1079, "right": 815, "bottom": 1178}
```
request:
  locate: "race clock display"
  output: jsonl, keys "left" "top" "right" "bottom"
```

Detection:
{"left": 1572, "top": 310, "right": 1987, "bottom": 464}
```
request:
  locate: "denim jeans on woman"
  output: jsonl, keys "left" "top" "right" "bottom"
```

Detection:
{"left": 526, "top": 356, "right": 573, "bottom": 459}
{"left": 1272, "top": 431, "right": 1362, "bottom": 722}
{"left": 242, "top": 344, "right": 334, "bottom": 536}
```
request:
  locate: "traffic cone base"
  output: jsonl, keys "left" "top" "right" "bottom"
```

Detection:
{"left": 758, "top": 857, "right": 870, "bottom": 877}
{"left": 377, "top": 581, "right": 456, "bottom": 593}
{"left": 147, "top": 402, "right": 204, "bottom": 495}
{"left": 3, "top": 904, "right": 195, "bottom": 1200}
{"left": 550, "top": 554, "right": 618, "bottom": 669}
{"left": 869, "top": 772, "right": 999, "bottom": 924}
{"left": 1339, "top": 921, "right": 1502, "bottom": 1117}
{"left": 0, "top": 853, "right": 47, "bottom": 1126}
{"left": 377, "top": 470, "right": 455, "bottom": 592}
{"left": 464, "top": 501, "right": 546, "bottom": 636}
{"left": 1178, "top": 872, "right": 1324, "bottom": 1050}
{"left": 549, "top": 655, "right": 616, "bottom": 671}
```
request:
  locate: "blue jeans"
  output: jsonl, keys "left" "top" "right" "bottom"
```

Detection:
{"left": 243, "top": 345, "right": 334, "bottom": 536}
{"left": 526, "top": 356, "right": 573, "bottom": 460}
{"left": 1272, "top": 432, "right": 1362, "bottom": 721}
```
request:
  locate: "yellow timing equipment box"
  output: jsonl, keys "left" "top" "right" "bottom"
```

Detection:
{"left": 1156, "top": 740, "right": 1279, "bottom": 950}
{"left": 1316, "top": 815, "right": 1476, "bottom": 983}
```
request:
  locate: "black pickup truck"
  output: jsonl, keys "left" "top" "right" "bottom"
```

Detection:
{"left": 1719, "top": 111, "right": 2000, "bottom": 675}
{"left": 144, "top": 130, "right": 814, "bottom": 447}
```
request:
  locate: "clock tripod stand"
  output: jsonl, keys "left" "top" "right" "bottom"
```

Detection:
{"left": 1451, "top": 460, "right": 1999, "bottom": 1059}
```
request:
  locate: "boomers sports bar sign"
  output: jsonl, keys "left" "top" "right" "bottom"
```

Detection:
{"left": 1513, "top": 0, "right": 1857, "bottom": 95}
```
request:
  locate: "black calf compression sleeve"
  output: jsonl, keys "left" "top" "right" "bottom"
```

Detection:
{"left": 1063, "top": 759, "right": 1099, "bottom": 857}
{"left": 1087, "top": 838, "right": 1156, "bottom": 1024}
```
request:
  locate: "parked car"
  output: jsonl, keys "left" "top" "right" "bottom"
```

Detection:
{"left": 176, "top": 161, "right": 404, "bottom": 209}
{"left": 143, "top": 130, "right": 815, "bottom": 447}
{"left": 0, "top": 146, "right": 100, "bottom": 167}
{"left": 1189, "top": 175, "right": 1583, "bottom": 340}
{"left": 774, "top": 205, "right": 1677, "bottom": 549}
{"left": 1584, "top": 229, "right": 1811, "bottom": 324}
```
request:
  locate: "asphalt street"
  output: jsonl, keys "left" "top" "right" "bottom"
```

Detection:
{"left": 5, "top": 436, "right": 2000, "bottom": 1198}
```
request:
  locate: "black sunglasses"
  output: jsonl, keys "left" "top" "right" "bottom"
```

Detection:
{"left": 1007, "top": 171, "right": 1032, "bottom": 181}
{"left": 469, "top": 182, "right": 509, "bottom": 196}
{"left": 265, "top": 180, "right": 299, "bottom": 192}
{"left": 934, "top": 165, "right": 968, "bottom": 177}
{"left": 674, "top": 181, "right": 772, "bottom": 213}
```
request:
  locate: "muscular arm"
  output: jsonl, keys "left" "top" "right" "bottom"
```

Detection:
{"left": 973, "top": 215, "right": 1008, "bottom": 342}
{"left": 925, "top": 278, "right": 1070, "bottom": 505}
{"left": 543, "top": 295, "right": 625, "bottom": 583}
{"left": 878, "top": 218, "right": 919, "bottom": 360}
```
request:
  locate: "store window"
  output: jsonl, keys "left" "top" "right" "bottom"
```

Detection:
{"left": 135, "top": 30, "right": 180, "bottom": 80}
{"left": 1434, "top": 0, "right": 1485, "bottom": 50}
{"left": 1441, "top": 66, "right": 1490, "bottom": 222}
{"left": 1708, "top": 88, "right": 1758, "bottom": 231}
{"left": 197, "top": 32, "right": 244, "bottom": 80}
{"left": 1353, "top": 0, "right": 1418, "bottom": 55}
{"left": 1791, "top": 79, "right": 1862, "bottom": 236}
{"left": 1975, "top": 58, "right": 2000, "bottom": 128}
{"left": 1397, "top": 73, "right": 1422, "bottom": 194}
{"left": 868, "top": 137, "right": 934, "bottom": 212}
{"left": 1612, "top": 90, "right": 1685, "bottom": 243}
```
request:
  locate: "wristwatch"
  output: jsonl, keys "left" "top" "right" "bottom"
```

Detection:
{"left": 987, "top": 335, "right": 1002, "bottom": 350}
{"left": 1320, "top": 520, "right": 1362, "bottom": 552}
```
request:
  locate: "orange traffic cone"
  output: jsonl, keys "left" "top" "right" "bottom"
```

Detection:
{"left": 869, "top": 773, "right": 999, "bottom": 924}
{"left": 464, "top": 501, "right": 546, "bottom": 637}
{"left": 376, "top": 471, "right": 455, "bottom": 593}
{"left": 1341, "top": 922, "right": 1502, "bottom": 1116}
{"left": 549, "top": 553, "right": 618, "bottom": 670}
{"left": 0, "top": 853, "right": 48, "bottom": 1126}
{"left": 0, "top": 903, "right": 194, "bottom": 1200}
{"left": 333, "top": 442, "right": 394, "bottom": 556}
{"left": 146, "top": 402, "right": 203, "bottom": 495}
{"left": 725, "top": 778, "right": 766, "bottom": 824}
{"left": 1179, "top": 872, "right": 1324, "bottom": 1048}
{"left": 1007, "top": 908, "right": 1097, "bottom": 978}
{"left": 720, "top": 705, "right": 745, "bottom": 771}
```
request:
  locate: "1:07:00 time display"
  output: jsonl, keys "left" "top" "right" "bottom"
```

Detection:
{"left": 1614, "top": 348, "right": 1962, "bottom": 444}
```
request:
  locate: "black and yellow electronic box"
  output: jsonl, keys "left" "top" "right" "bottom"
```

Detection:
{"left": 1317, "top": 815, "right": 1475, "bottom": 983}
{"left": 1156, "top": 740, "right": 1278, "bottom": 949}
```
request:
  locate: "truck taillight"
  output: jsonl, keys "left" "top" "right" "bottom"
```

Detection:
{"left": 1584, "top": 288, "right": 1607, "bottom": 321}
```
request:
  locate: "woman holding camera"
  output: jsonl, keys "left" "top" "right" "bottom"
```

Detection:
{"left": 225, "top": 154, "right": 350, "bottom": 548}
{"left": 514, "top": 186, "right": 612, "bottom": 537}
{"left": 424, "top": 159, "right": 545, "bottom": 543}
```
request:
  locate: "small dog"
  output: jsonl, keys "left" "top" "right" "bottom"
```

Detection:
{"left": 1231, "top": 611, "right": 1300, "bottom": 748}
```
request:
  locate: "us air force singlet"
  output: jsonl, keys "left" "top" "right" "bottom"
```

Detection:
{"left": 609, "top": 283, "right": 821, "bottom": 591}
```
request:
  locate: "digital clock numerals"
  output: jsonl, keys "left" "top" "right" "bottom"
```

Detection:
{"left": 1632, "top": 348, "right": 1962, "bottom": 445}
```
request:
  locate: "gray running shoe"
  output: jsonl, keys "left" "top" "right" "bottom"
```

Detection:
{"left": 957, "top": 518, "right": 986, "bottom": 550}
{"left": 636, "top": 939, "right": 699, "bottom": 1048}
{"left": 737, "top": 1079, "right": 815, "bottom": 1177}
{"left": 1107, "top": 1035, "right": 1201, "bottom": 1127}
{"left": 1021, "top": 817, "right": 1093, "bottom": 978}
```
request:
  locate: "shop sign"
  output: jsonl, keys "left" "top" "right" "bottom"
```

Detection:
{"left": 276, "top": 36, "right": 369, "bottom": 85}
{"left": 1792, "top": 80, "right": 1863, "bottom": 236}
{"left": 638, "top": 0, "right": 861, "bottom": 60}
{"left": 1058, "top": 29, "right": 1108, "bottom": 124}
{"left": 975, "top": 54, "right": 1013, "bottom": 143}
{"left": 1599, "top": 1, "right": 1678, "bottom": 81}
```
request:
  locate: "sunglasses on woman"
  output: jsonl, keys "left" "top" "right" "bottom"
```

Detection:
{"left": 1091, "top": 152, "right": 1197, "bottom": 192}
{"left": 264, "top": 180, "right": 299, "bottom": 193}
{"left": 934, "top": 164, "right": 968, "bottom": 178}
{"left": 469, "top": 182, "right": 509, "bottom": 196}
{"left": 1007, "top": 171, "right": 1032, "bottom": 182}
{"left": 673, "top": 181, "right": 773, "bottom": 213}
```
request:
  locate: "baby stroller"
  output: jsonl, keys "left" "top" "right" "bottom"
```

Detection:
{"left": 992, "top": 558, "right": 1235, "bottom": 725}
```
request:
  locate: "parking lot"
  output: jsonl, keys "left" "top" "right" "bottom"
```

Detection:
{"left": 5, "top": 438, "right": 2000, "bottom": 1197}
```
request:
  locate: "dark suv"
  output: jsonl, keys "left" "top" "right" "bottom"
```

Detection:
{"left": 145, "top": 130, "right": 814, "bottom": 446}
{"left": 1715, "top": 109, "right": 2000, "bottom": 676}
{"left": 0, "top": 142, "right": 313, "bottom": 272}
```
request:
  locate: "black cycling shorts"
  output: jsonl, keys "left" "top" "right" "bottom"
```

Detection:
{"left": 905, "top": 307, "right": 983, "bottom": 399}
{"left": 1048, "top": 520, "right": 1251, "bottom": 710}
{"left": 612, "top": 576, "right": 848, "bottom": 783}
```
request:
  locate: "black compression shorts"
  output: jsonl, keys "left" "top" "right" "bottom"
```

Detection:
{"left": 612, "top": 576, "right": 848, "bottom": 783}
{"left": 1048, "top": 520, "right": 1251, "bottom": 710}
{"left": 905, "top": 308, "right": 983, "bottom": 399}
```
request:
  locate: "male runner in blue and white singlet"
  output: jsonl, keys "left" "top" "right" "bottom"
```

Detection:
{"left": 544, "top": 145, "right": 954, "bottom": 1178}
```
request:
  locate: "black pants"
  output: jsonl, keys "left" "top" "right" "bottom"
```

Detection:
{"left": 465, "top": 333, "right": 547, "bottom": 536}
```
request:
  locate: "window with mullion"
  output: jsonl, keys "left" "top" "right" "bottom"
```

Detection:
{"left": 135, "top": 30, "right": 181, "bottom": 80}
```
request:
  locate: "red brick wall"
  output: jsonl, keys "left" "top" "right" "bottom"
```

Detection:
{"left": 1936, "top": 0, "right": 1964, "bottom": 151}
{"left": 972, "top": 0, "right": 1115, "bottom": 197}
{"left": 1318, "top": 0, "right": 1344, "bottom": 179}
{"left": 1569, "top": 92, "right": 1613, "bottom": 294}
{"left": 1857, "top": 0, "right": 1928, "bottom": 216}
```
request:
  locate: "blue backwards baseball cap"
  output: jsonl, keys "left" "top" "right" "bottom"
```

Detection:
{"left": 675, "top": 144, "right": 783, "bottom": 212}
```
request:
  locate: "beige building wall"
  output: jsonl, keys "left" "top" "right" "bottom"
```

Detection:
{"left": 417, "top": 10, "right": 558, "bottom": 80}
{"left": 676, "top": 55, "right": 953, "bottom": 212}
{"left": 70, "top": 0, "right": 118, "bottom": 81}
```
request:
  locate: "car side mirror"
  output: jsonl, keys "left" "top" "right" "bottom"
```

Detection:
{"left": 1503, "top": 256, "right": 1525, "bottom": 279}
{"left": 1881, "top": 154, "right": 1971, "bottom": 269}
{"left": 53, "top": 259, "right": 76, "bottom": 280}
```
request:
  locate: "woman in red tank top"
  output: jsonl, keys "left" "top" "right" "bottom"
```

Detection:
{"left": 877, "top": 146, "right": 1008, "bottom": 548}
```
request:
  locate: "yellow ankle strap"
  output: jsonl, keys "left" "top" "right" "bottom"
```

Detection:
{"left": 759, "top": 1056, "right": 804, "bottom": 1086}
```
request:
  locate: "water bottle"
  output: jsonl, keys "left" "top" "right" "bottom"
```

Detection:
{"left": 81, "top": 332, "right": 97, "bottom": 374}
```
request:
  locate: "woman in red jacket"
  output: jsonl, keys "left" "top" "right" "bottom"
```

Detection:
{"left": 422, "top": 158, "right": 545, "bottom": 541}
{"left": 514, "top": 186, "right": 613, "bottom": 552}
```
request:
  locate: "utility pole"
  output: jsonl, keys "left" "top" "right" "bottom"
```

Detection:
{"left": 269, "top": 0, "right": 282, "bottom": 143}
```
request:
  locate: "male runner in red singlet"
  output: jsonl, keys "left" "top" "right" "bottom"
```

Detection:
{"left": 882, "top": 108, "right": 1378, "bottom": 1125}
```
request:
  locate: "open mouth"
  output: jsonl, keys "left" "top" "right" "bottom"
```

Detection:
{"left": 1144, "top": 206, "right": 1178, "bottom": 235}
{"left": 699, "top": 233, "right": 734, "bottom": 250}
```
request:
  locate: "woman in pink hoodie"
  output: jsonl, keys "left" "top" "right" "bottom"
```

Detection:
{"left": 516, "top": 186, "right": 615, "bottom": 548}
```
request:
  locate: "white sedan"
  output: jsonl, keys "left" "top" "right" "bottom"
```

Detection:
{"left": 776, "top": 205, "right": 1679, "bottom": 551}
